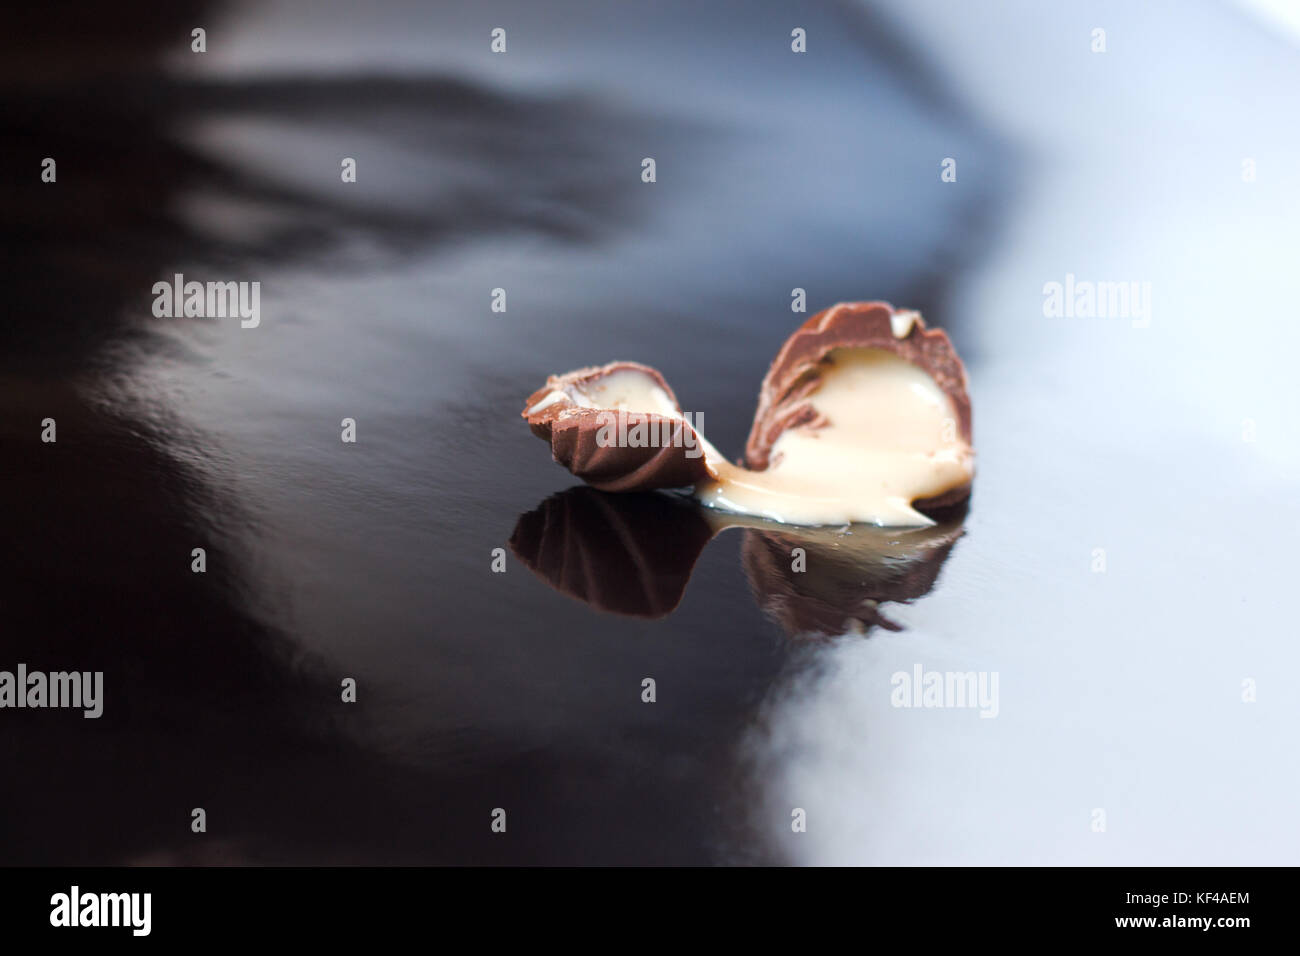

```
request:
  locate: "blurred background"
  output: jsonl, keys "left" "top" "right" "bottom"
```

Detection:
{"left": 2, "top": 0, "right": 1298, "bottom": 864}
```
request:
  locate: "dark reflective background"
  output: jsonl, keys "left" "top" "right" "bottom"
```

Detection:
{"left": 4, "top": 0, "right": 1298, "bottom": 865}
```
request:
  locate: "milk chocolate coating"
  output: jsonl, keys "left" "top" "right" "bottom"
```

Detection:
{"left": 521, "top": 361, "right": 711, "bottom": 492}
{"left": 742, "top": 301, "right": 973, "bottom": 510}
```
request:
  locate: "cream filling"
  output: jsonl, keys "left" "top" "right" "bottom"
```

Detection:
{"left": 890, "top": 309, "right": 919, "bottom": 339}
{"left": 526, "top": 389, "right": 571, "bottom": 415}
{"left": 697, "top": 349, "right": 972, "bottom": 527}
{"left": 552, "top": 351, "right": 972, "bottom": 528}
{"left": 555, "top": 369, "right": 684, "bottom": 419}
{"left": 546, "top": 369, "right": 729, "bottom": 463}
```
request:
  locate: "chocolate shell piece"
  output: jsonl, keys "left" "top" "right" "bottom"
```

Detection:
{"left": 744, "top": 301, "right": 973, "bottom": 465}
{"left": 521, "top": 361, "right": 712, "bottom": 493}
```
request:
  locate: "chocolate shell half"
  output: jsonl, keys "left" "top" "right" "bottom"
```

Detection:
{"left": 743, "top": 301, "right": 973, "bottom": 510}
{"left": 521, "top": 361, "right": 713, "bottom": 493}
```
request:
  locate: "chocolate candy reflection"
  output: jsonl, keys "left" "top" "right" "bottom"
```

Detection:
{"left": 510, "top": 487, "right": 964, "bottom": 637}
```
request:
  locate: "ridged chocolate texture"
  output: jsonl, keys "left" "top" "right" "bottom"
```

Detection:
{"left": 521, "top": 361, "right": 712, "bottom": 492}
{"left": 742, "top": 301, "right": 973, "bottom": 510}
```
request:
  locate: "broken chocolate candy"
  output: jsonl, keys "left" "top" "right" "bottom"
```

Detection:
{"left": 742, "top": 301, "right": 973, "bottom": 512}
{"left": 520, "top": 302, "right": 975, "bottom": 525}
{"left": 521, "top": 361, "right": 714, "bottom": 493}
